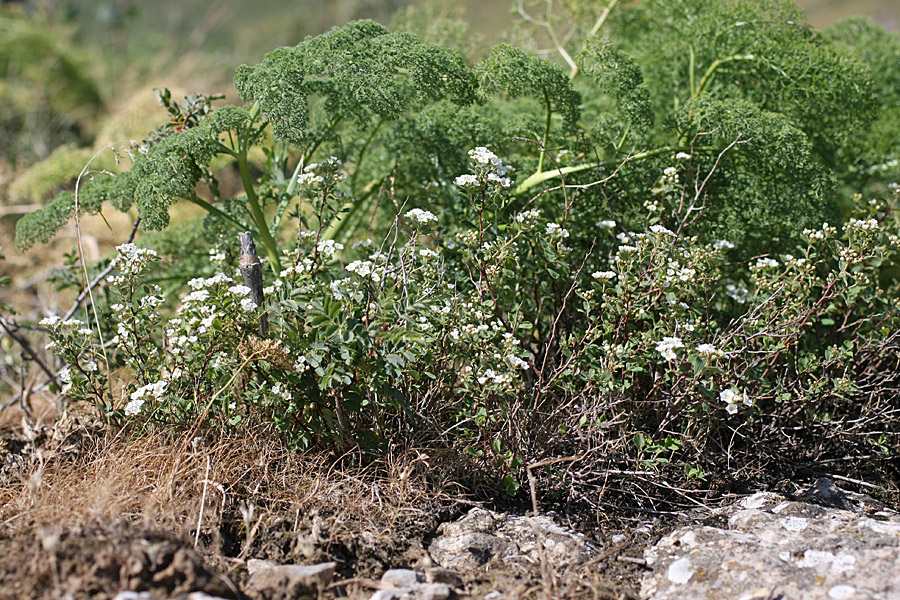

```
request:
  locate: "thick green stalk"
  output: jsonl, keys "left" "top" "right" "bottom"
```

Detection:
{"left": 237, "top": 151, "right": 281, "bottom": 275}
{"left": 237, "top": 101, "right": 282, "bottom": 275}
{"left": 513, "top": 146, "right": 709, "bottom": 196}
{"left": 538, "top": 87, "right": 553, "bottom": 174}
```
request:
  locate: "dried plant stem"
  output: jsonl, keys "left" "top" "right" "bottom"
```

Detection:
{"left": 195, "top": 455, "right": 211, "bottom": 548}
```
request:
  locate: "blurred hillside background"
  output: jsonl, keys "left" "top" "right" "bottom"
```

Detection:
{"left": 1, "top": 0, "right": 898, "bottom": 291}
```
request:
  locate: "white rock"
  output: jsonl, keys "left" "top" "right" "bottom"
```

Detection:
{"left": 666, "top": 557, "right": 694, "bottom": 584}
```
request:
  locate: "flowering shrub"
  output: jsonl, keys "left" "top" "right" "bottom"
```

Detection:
{"left": 40, "top": 144, "right": 900, "bottom": 491}
{"left": 26, "top": 3, "right": 900, "bottom": 492}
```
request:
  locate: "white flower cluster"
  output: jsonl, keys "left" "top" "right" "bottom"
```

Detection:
{"left": 655, "top": 336, "right": 684, "bottom": 361}
{"left": 455, "top": 174, "right": 479, "bottom": 187}
{"left": 802, "top": 222, "right": 838, "bottom": 241}
{"left": 712, "top": 239, "right": 735, "bottom": 250}
{"left": 58, "top": 365, "right": 73, "bottom": 393}
{"left": 507, "top": 354, "right": 529, "bottom": 370}
{"left": 297, "top": 156, "right": 345, "bottom": 186}
{"left": 208, "top": 248, "right": 226, "bottom": 262}
{"left": 515, "top": 208, "right": 541, "bottom": 226}
{"left": 227, "top": 285, "right": 258, "bottom": 314}
{"left": 271, "top": 382, "right": 292, "bottom": 402}
{"left": 330, "top": 277, "right": 351, "bottom": 300}
{"left": 456, "top": 147, "right": 513, "bottom": 189}
{"left": 188, "top": 273, "right": 233, "bottom": 290}
{"left": 405, "top": 208, "right": 438, "bottom": 224}
{"left": 725, "top": 281, "right": 751, "bottom": 304}
{"left": 108, "top": 243, "right": 158, "bottom": 284}
{"left": 696, "top": 343, "right": 724, "bottom": 360}
{"left": 846, "top": 217, "right": 879, "bottom": 231}
{"left": 662, "top": 166, "right": 679, "bottom": 185}
{"left": 753, "top": 257, "right": 779, "bottom": 269}
{"left": 596, "top": 220, "right": 616, "bottom": 230}
{"left": 592, "top": 270, "right": 616, "bottom": 281}
{"left": 665, "top": 265, "right": 696, "bottom": 283}
{"left": 346, "top": 259, "right": 383, "bottom": 282}
{"left": 476, "top": 368, "right": 511, "bottom": 386}
{"left": 316, "top": 239, "right": 344, "bottom": 259}
{"left": 124, "top": 379, "right": 168, "bottom": 416}
{"left": 650, "top": 224, "right": 676, "bottom": 237}
{"left": 546, "top": 222, "right": 569, "bottom": 238}
{"left": 675, "top": 152, "right": 692, "bottom": 161}
{"left": 614, "top": 245, "right": 638, "bottom": 261}
{"left": 40, "top": 315, "right": 91, "bottom": 334}
{"left": 280, "top": 259, "right": 314, "bottom": 278}
{"left": 721, "top": 387, "right": 752, "bottom": 415}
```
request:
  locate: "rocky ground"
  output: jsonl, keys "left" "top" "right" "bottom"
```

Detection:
{"left": 1, "top": 410, "right": 898, "bottom": 600}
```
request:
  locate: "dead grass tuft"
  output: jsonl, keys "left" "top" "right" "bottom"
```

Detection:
{"left": 0, "top": 421, "right": 463, "bottom": 579}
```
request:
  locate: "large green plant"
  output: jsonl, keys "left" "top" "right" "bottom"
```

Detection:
{"left": 22, "top": 2, "right": 900, "bottom": 488}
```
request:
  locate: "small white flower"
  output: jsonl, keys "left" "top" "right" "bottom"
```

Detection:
{"left": 124, "top": 398, "right": 145, "bottom": 416}
{"left": 713, "top": 239, "right": 735, "bottom": 250}
{"left": 455, "top": 174, "right": 480, "bottom": 187}
{"left": 720, "top": 387, "right": 751, "bottom": 412}
{"left": 508, "top": 355, "right": 529, "bottom": 369}
{"left": 696, "top": 343, "right": 724, "bottom": 359}
{"left": 754, "top": 257, "right": 779, "bottom": 269}
{"left": 592, "top": 270, "right": 616, "bottom": 281}
{"left": 405, "top": 208, "right": 438, "bottom": 224}
{"left": 40, "top": 315, "right": 61, "bottom": 329}
{"left": 487, "top": 172, "right": 512, "bottom": 188}
{"left": 316, "top": 239, "right": 344, "bottom": 259}
{"left": 655, "top": 336, "right": 684, "bottom": 361}
{"left": 184, "top": 290, "right": 210, "bottom": 304}
{"left": 596, "top": 220, "right": 616, "bottom": 229}
{"left": 330, "top": 278, "right": 350, "bottom": 300}
{"left": 675, "top": 152, "right": 692, "bottom": 160}
{"left": 546, "top": 223, "right": 569, "bottom": 238}
{"left": 650, "top": 224, "right": 676, "bottom": 237}
{"left": 846, "top": 217, "right": 879, "bottom": 231}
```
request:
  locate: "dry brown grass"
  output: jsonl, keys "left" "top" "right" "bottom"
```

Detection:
{"left": 0, "top": 418, "right": 460, "bottom": 571}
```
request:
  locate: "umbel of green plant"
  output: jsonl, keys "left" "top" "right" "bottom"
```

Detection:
{"left": 18, "top": 1, "right": 900, "bottom": 261}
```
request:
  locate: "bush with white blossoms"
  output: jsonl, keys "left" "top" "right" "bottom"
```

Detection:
{"left": 38, "top": 134, "right": 900, "bottom": 489}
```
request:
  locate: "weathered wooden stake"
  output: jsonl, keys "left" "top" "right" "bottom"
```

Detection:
{"left": 238, "top": 232, "right": 268, "bottom": 337}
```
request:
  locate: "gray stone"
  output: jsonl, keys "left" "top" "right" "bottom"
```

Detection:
{"left": 246, "top": 558, "right": 277, "bottom": 576}
{"left": 370, "top": 569, "right": 453, "bottom": 600}
{"left": 381, "top": 568, "right": 423, "bottom": 588}
{"left": 246, "top": 560, "right": 336, "bottom": 599}
{"left": 641, "top": 489, "right": 900, "bottom": 600}
{"left": 429, "top": 507, "right": 597, "bottom": 571}
{"left": 370, "top": 591, "right": 410, "bottom": 600}
{"left": 419, "top": 583, "right": 452, "bottom": 600}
